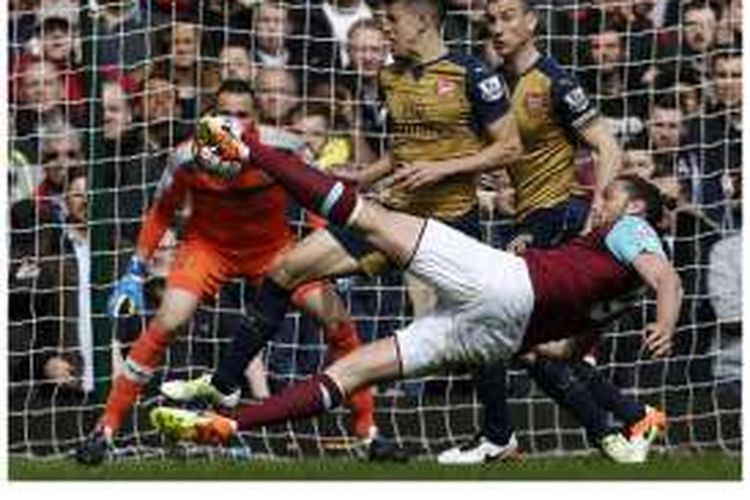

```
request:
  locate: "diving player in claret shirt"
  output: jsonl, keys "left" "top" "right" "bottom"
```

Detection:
{"left": 439, "top": 0, "right": 665, "bottom": 464}
{"left": 150, "top": 119, "right": 681, "bottom": 465}
{"left": 161, "top": 0, "right": 523, "bottom": 433}
{"left": 75, "top": 80, "right": 380, "bottom": 465}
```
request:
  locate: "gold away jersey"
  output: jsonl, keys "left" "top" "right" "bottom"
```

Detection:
{"left": 380, "top": 52, "right": 510, "bottom": 219}
{"left": 508, "top": 55, "right": 598, "bottom": 220}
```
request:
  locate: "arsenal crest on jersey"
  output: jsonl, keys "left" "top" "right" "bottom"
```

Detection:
{"left": 436, "top": 77, "right": 456, "bottom": 95}
{"left": 524, "top": 91, "right": 549, "bottom": 114}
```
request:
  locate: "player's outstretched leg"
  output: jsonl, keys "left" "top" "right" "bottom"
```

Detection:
{"left": 291, "top": 282, "right": 407, "bottom": 462}
{"left": 194, "top": 229, "right": 367, "bottom": 404}
{"left": 151, "top": 336, "right": 402, "bottom": 445}
{"left": 197, "top": 116, "right": 424, "bottom": 262}
{"left": 160, "top": 281, "right": 378, "bottom": 438}
{"left": 155, "top": 233, "right": 398, "bottom": 451}
{"left": 76, "top": 289, "right": 200, "bottom": 465}
{"left": 291, "top": 282, "right": 376, "bottom": 439}
{"left": 570, "top": 360, "right": 667, "bottom": 456}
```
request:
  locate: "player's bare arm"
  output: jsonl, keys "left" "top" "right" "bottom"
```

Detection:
{"left": 335, "top": 153, "right": 395, "bottom": 187}
{"left": 107, "top": 153, "right": 189, "bottom": 317}
{"left": 630, "top": 252, "right": 683, "bottom": 357}
{"left": 132, "top": 189, "right": 182, "bottom": 263}
{"left": 579, "top": 117, "right": 622, "bottom": 229}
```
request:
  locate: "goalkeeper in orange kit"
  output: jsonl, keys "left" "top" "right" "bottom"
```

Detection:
{"left": 75, "top": 80, "right": 387, "bottom": 464}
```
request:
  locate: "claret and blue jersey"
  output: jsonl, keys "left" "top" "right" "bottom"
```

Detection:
{"left": 521, "top": 215, "right": 666, "bottom": 349}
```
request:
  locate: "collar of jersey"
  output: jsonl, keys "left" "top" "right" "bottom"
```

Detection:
{"left": 517, "top": 51, "right": 544, "bottom": 78}
{"left": 394, "top": 51, "right": 451, "bottom": 80}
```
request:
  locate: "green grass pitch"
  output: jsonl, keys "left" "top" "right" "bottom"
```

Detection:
{"left": 9, "top": 452, "right": 741, "bottom": 480}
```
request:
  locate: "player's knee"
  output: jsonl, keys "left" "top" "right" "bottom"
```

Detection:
{"left": 325, "top": 326, "right": 361, "bottom": 355}
{"left": 152, "top": 305, "right": 190, "bottom": 335}
{"left": 325, "top": 363, "right": 362, "bottom": 397}
{"left": 319, "top": 305, "right": 352, "bottom": 331}
{"left": 352, "top": 200, "right": 385, "bottom": 232}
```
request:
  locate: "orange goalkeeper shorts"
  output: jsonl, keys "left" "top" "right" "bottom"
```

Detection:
{"left": 167, "top": 237, "right": 292, "bottom": 299}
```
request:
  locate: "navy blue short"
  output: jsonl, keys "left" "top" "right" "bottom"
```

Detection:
{"left": 508, "top": 196, "right": 590, "bottom": 249}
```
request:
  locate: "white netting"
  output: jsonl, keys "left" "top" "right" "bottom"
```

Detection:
{"left": 8, "top": 0, "right": 741, "bottom": 460}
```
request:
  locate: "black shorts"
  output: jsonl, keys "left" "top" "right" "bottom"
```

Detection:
{"left": 508, "top": 196, "right": 590, "bottom": 249}
{"left": 327, "top": 205, "right": 482, "bottom": 275}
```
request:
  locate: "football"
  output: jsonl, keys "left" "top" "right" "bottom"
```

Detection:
{"left": 193, "top": 140, "right": 242, "bottom": 179}
{"left": 192, "top": 115, "right": 250, "bottom": 178}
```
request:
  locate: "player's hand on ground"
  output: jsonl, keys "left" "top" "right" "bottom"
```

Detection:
{"left": 387, "top": 161, "right": 452, "bottom": 190}
{"left": 107, "top": 256, "right": 148, "bottom": 317}
{"left": 643, "top": 322, "right": 673, "bottom": 358}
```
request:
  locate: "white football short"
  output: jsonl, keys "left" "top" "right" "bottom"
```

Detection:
{"left": 395, "top": 219, "right": 535, "bottom": 376}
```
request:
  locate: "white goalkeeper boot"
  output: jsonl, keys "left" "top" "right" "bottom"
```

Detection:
{"left": 437, "top": 432, "right": 519, "bottom": 465}
{"left": 600, "top": 432, "right": 647, "bottom": 463}
{"left": 160, "top": 374, "right": 241, "bottom": 409}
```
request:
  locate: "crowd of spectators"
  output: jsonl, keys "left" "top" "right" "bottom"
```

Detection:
{"left": 8, "top": 0, "right": 742, "bottom": 454}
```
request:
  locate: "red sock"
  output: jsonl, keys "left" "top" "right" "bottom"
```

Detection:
{"left": 100, "top": 323, "right": 170, "bottom": 433}
{"left": 289, "top": 284, "right": 376, "bottom": 438}
{"left": 348, "top": 388, "right": 376, "bottom": 439}
{"left": 100, "top": 375, "right": 141, "bottom": 434}
{"left": 324, "top": 321, "right": 376, "bottom": 439}
{"left": 246, "top": 138, "right": 360, "bottom": 225}
{"left": 236, "top": 373, "right": 343, "bottom": 431}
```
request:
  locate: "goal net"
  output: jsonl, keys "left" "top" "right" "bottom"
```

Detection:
{"left": 8, "top": 0, "right": 741, "bottom": 460}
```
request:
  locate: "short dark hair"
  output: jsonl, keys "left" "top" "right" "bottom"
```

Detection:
{"left": 711, "top": 44, "right": 742, "bottom": 69}
{"left": 624, "top": 133, "right": 649, "bottom": 151}
{"left": 652, "top": 93, "right": 680, "bottom": 112}
{"left": 293, "top": 101, "right": 334, "bottom": 128}
{"left": 651, "top": 67, "right": 704, "bottom": 108}
{"left": 488, "top": 0, "right": 533, "bottom": 13}
{"left": 683, "top": 0, "right": 714, "bottom": 17}
{"left": 347, "top": 18, "right": 383, "bottom": 42}
{"left": 222, "top": 34, "right": 251, "bottom": 50}
{"left": 306, "top": 82, "right": 350, "bottom": 129}
{"left": 67, "top": 166, "right": 87, "bottom": 187}
{"left": 217, "top": 79, "right": 254, "bottom": 98}
{"left": 617, "top": 174, "right": 665, "bottom": 227}
{"left": 38, "top": 17, "right": 71, "bottom": 34}
{"left": 384, "top": 0, "right": 445, "bottom": 22}
{"left": 145, "top": 63, "right": 172, "bottom": 84}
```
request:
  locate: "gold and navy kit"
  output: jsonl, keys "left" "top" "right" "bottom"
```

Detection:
{"left": 379, "top": 52, "right": 511, "bottom": 219}
{"left": 507, "top": 55, "right": 598, "bottom": 220}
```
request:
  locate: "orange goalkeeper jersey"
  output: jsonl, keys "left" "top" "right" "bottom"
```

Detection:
{"left": 137, "top": 140, "right": 292, "bottom": 260}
